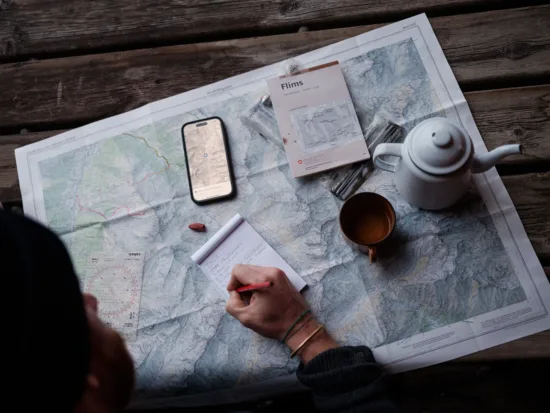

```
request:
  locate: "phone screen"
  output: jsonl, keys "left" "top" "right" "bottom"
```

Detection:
{"left": 183, "top": 118, "right": 233, "bottom": 202}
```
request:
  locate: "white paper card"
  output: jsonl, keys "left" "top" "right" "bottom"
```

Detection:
{"left": 192, "top": 214, "right": 306, "bottom": 298}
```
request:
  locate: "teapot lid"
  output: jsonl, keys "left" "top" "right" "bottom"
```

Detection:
{"left": 407, "top": 118, "right": 472, "bottom": 175}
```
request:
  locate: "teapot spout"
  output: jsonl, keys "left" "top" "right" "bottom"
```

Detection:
{"left": 471, "top": 144, "right": 523, "bottom": 173}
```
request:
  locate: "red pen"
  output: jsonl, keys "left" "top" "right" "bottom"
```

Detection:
{"left": 236, "top": 281, "right": 272, "bottom": 294}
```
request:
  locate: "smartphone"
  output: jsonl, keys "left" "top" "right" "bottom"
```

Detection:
{"left": 181, "top": 117, "right": 236, "bottom": 204}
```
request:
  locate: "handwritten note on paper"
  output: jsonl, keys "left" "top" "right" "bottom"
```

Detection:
{"left": 191, "top": 214, "right": 306, "bottom": 298}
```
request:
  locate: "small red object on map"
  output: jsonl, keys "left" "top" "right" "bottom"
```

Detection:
{"left": 189, "top": 223, "right": 206, "bottom": 232}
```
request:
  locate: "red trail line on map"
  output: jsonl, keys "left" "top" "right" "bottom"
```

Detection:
{"left": 76, "top": 195, "right": 146, "bottom": 220}
{"left": 135, "top": 164, "right": 171, "bottom": 184}
{"left": 77, "top": 161, "right": 171, "bottom": 201}
{"left": 75, "top": 133, "right": 173, "bottom": 219}
{"left": 75, "top": 163, "right": 170, "bottom": 218}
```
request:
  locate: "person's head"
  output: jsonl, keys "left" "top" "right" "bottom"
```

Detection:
{"left": 2, "top": 211, "right": 134, "bottom": 412}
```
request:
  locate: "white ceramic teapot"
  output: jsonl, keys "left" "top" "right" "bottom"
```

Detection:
{"left": 372, "top": 118, "right": 522, "bottom": 210}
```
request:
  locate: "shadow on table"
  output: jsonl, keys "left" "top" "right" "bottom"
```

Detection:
{"left": 129, "top": 359, "right": 549, "bottom": 413}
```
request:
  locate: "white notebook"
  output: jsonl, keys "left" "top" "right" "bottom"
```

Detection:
{"left": 191, "top": 214, "right": 306, "bottom": 298}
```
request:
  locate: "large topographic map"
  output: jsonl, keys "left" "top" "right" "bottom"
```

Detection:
{"left": 16, "top": 15, "right": 550, "bottom": 405}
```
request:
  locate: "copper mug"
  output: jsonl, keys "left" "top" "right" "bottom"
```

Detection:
{"left": 339, "top": 192, "right": 396, "bottom": 262}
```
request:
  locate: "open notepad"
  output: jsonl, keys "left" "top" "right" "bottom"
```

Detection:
{"left": 191, "top": 214, "right": 307, "bottom": 298}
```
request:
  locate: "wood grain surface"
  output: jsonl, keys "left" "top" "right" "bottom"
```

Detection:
{"left": 1, "top": 6, "right": 549, "bottom": 130}
{"left": 0, "top": 0, "right": 523, "bottom": 60}
{"left": 468, "top": 85, "right": 550, "bottom": 167}
{"left": 1, "top": 84, "right": 549, "bottom": 200}
{"left": 503, "top": 172, "right": 550, "bottom": 261}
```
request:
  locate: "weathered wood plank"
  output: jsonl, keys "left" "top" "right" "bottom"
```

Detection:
{"left": 395, "top": 359, "right": 549, "bottom": 412}
{"left": 503, "top": 172, "right": 550, "bottom": 261}
{"left": 1, "top": 84, "right": 549, "bottom": 202}
{"left": 468, "top": 85, "right": 550, "bottom": 167}
{"left": 0, "top": 131, "right": 52, "bottom": 202}
{"left": 0, "top": 0, "right": 524, "bottom": 60}
{"left": 1, "top": 6, "right": 549, "bottom": 129}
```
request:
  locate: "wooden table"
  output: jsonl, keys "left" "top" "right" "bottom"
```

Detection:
{"left": 1, "top": 1, "right": 549, "bottom": 411}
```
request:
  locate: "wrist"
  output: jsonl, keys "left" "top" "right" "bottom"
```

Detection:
{"left": 285, "top": 318, "right": 339, "bottom": 363}
{"left": 280, "top": 308, "right": 311, "bottom": 343}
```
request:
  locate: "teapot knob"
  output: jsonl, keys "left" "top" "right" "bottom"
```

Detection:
{"left": 432, "top": 130, "right": 452, "bottom": 148}
{"left": 407, "top": 117, "right": 472, "bottom": 175}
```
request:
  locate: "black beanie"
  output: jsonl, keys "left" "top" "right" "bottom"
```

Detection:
{"left": 1, "top": 210, "right": 90, "bottom": 411}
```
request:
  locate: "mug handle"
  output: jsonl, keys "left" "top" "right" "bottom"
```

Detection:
{"left": 373, "top": 143, "right": 402, "bottom": 173}
{"left": 368, "top": 246, "right": 377, "bottom": 263}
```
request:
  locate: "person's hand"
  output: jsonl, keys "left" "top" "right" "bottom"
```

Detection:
{"left": 226, "top": 264, "right": 308, "bottom": 340}
{"left": 226, "top": 265, "right": 339, "bottom": 362}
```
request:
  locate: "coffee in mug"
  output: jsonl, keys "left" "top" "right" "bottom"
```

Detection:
{"left": 339, "top": 192, "right": 396, "bottom": 262}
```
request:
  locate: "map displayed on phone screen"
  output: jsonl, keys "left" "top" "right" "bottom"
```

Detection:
{"left": 183, "top": 119, "right": 232, "bottom": 201}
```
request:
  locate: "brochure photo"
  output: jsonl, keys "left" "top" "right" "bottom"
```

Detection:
{"left": 267, "top": 61, "right": 370, "bottom": 178}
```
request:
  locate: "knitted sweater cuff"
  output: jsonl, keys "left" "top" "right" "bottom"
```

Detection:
{"left": 296, "top": 346, "right": 384, "bottom": 392}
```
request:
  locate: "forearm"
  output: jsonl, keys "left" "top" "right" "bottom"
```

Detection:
{"left": 224, "top": 266, "right": 395, "bottom": 412}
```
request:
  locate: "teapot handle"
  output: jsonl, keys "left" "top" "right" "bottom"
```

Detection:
{"left": 373, "top": 143, "right": 402, "bottom": 173}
